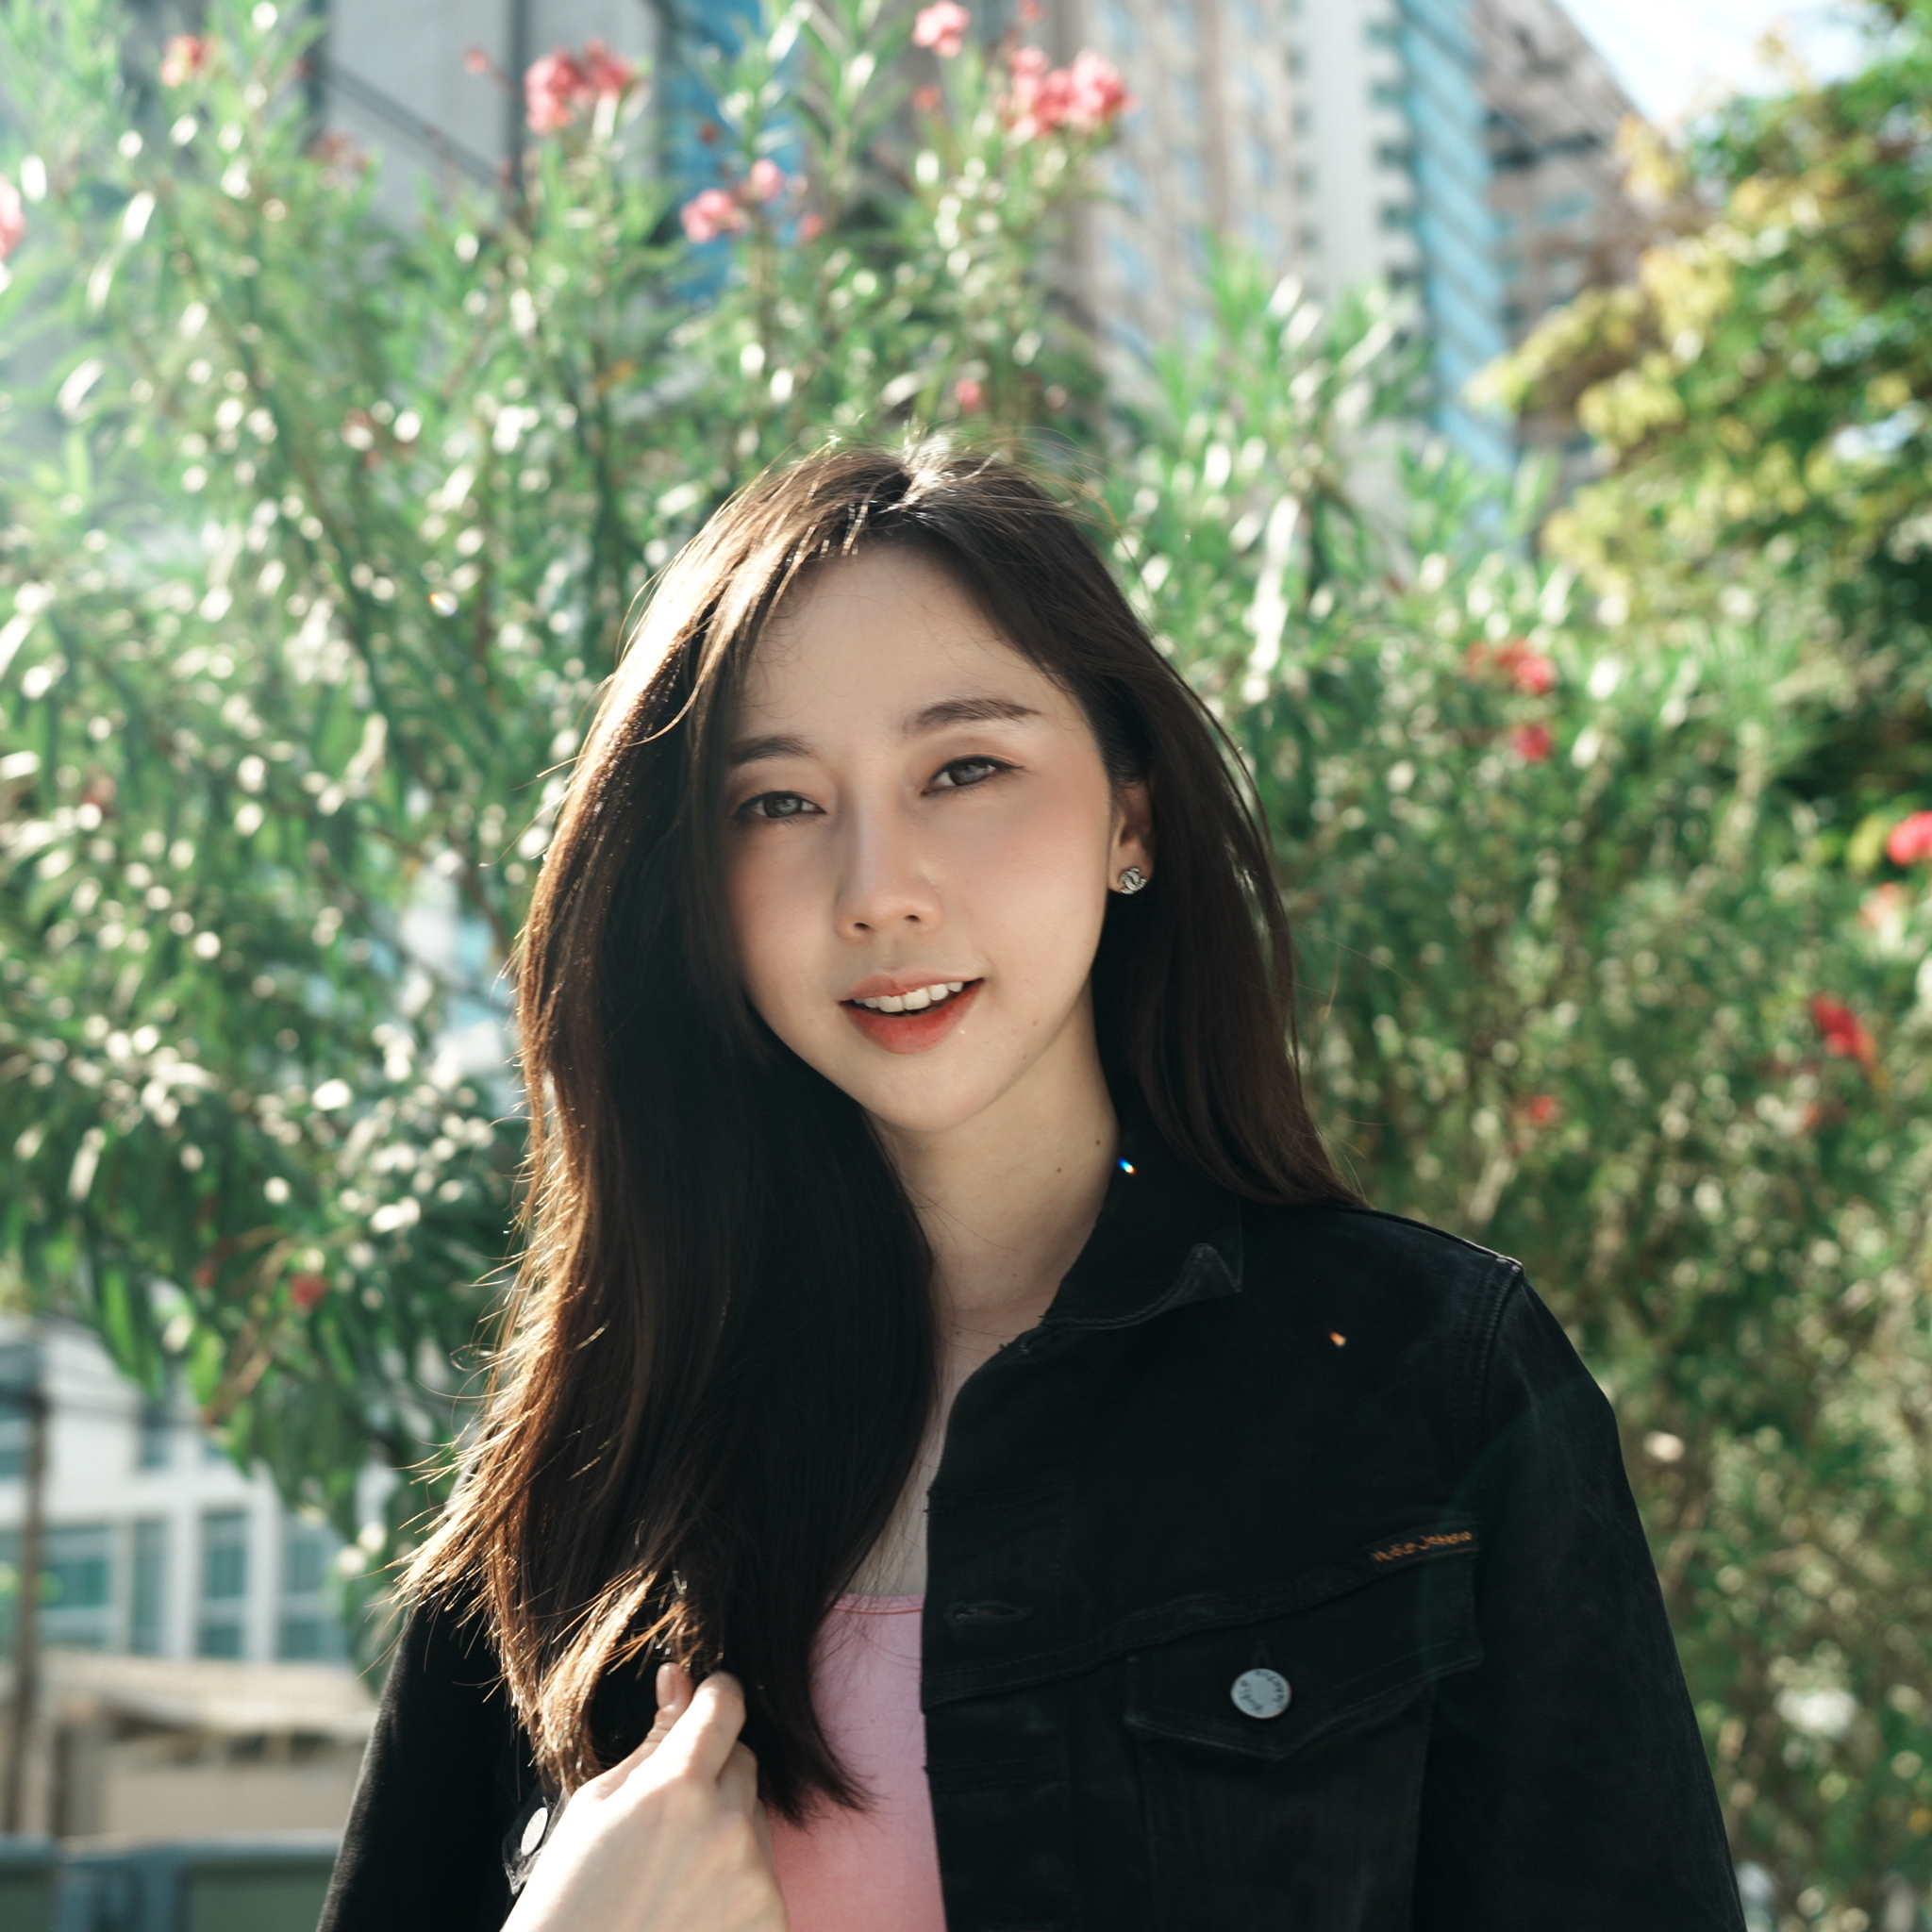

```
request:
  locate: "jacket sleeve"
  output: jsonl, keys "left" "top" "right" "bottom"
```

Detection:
{"left": 1413, "top": 1266, "right": 1745, "bottom": 1931}
{"left": 319, "top": 1598, "right": 528, "bottom": 1932}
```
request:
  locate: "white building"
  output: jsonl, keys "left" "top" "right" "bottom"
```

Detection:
{"left": 0, "top": 1319, "right": 377, "bottom": 1839}
{"left": 0, "top": 1319, "right": 356, "bottom": 1669}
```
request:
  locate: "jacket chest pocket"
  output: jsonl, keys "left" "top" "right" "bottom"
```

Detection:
{"left": 1122, "top": 1547, "right": 1480, "bottom": 1932}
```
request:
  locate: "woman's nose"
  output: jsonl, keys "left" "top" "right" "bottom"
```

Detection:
{"left": 834, "top": 809, "right": 942, "bottom": 935}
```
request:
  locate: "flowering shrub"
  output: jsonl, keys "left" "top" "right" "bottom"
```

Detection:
{"left": 0, "top": 0, "right": 1928, "bottom": 1914}
{"left": 1890, "top": 810, "right": 1932, "bottom": 868}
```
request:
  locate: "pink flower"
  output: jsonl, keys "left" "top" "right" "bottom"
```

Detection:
{"left": 954, "top": 375, "right": 985, "bottom": 412}
{"left": 1859, "top": 883, "right": 1906, "bottom": 939}
{"left": 0, "top": 177, "right": 23, "bottom": 263}
{"left": 913, "top": 1, "right": 971, "bottom": 57}
{"left": 1058, "top": 49, "right": 1131, "bottom": 131}
{"left": 463, "top": 44, "right": 491, "bottom": 76}
{"left": 1886, "top": 808, "right": 1932, "bottom": 866}
{"left": 1510, "top": 723, "right": 1553, "bottom": 762}
{"left": 581, "top": 38, "right": 636, "bottom": 97}
{"left": 912, "top": 83, "right": 942, "bottom": 114}
{"left": 1809, "top": 993, "right": 1877, "bottom": 1075}
{"left": 160, "top": 33, "right": 208, "bottom": 87}
{"left": 746, "top": 157, "right": 788, "bottom": 204}
{"left": 1004, "top": 46, "right": 1056, "bottom": 140}
{"left": 681, "top": 187, "right": 745, "bottom": 243}
{"left": 1497, "top": 639, "right": 1556, "bottom": 694}
{"left": 525, "top": 42, "right": 631, "bottom": 131}
{"left": 1524, "top": 1094, "right": 1559, "bottom": 1128}
{"left": 798, "top": 211, "right": 825, "bottom": 242}
{"left": 1003, "top": 45, "right": 1129, "bottom": 140}
{"left": 525, "top": 49, "right": 590, "bottom": 131}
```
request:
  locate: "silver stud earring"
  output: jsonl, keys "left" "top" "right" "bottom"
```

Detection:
{"left": 1114, "top": 866, "right": 1149, "bottom": 894}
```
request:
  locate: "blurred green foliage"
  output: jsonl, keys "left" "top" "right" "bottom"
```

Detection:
{"left": 1480, "top": 0, "right": 1932, "bottom": 829}
{"left": 0, "top": 0, "right": 1929, "bottom": 1921}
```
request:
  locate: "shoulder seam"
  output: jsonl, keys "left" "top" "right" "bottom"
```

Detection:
{"left": 1463, "top": 1254, "right": 1527, "bottom": 1472}
{"left": 1319, "top": 1201, "right": 1523, "bottom": 1271}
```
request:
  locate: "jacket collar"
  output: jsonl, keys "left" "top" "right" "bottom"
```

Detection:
{"left": 1041, "top": 1090, "right": 1244, "bottom": 1331}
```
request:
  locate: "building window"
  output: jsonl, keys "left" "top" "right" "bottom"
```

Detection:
{"left": 0, "top": 1342, "right": 37, "bottom": 1480}
{"left": 1370, "top": 80, "right": 1406, "bottom": 108}
{"left": 42, "top": 1524, "right": 114, "bottom": 1651}
{"left": 136, "top": 1395, "right": 172, "bottom": 1471}
{"left": 276, "top": 1515, "right": 348, "bottom": 1662}
{"left": 197, "top": 1508, "right": 249, "bottom": 1658}
{"left": 1379, "top": 201, "right": 1416, "bottom": 231}
{"left": 1375, "top": 142, "right": 1414, "bottom": 173}
{"left": 131, "top": 1518, "right": 169, "bottom": 1656}
{"left": 1365, "top": 17, "right": 1398, "bottom": 43}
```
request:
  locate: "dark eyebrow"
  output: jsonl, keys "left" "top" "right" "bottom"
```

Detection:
{"left": 906, "top": 695, "right": 1041, "bottom": 734}
{"left": 727, "top": 732, "right": 812, "bottom": 768}
{"left": 727, "top": 696, "right": 1039, "bottom": 768}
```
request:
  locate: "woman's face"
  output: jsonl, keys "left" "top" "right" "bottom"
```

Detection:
{"left": 722, "top": 547, "right": 1151, "bottom": 1140}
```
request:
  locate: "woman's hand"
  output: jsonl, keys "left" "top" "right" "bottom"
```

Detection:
{"left": 505, "top": 1666, "right": 788, "bottom": 1932}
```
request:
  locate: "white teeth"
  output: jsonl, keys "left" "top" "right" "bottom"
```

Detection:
{"left": 854, "top": 980, "right": 971, "bottom": 1013}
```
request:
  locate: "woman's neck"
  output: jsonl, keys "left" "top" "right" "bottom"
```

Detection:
{"left": 871, "top": 1018, "right": 1119, "bottom": 1349}
{"left": 851, "top": 1024, "right": 1119, "bottom": 1599}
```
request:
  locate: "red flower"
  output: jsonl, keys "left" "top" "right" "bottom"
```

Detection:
{"left": 681, "top": 187, "right": 745, "bottom": 243}
{"left": 1886, "top": 809, "right": 1932, "bottom": 866}
{"left": 0, "top": 177, "right": 23, "bottom": 264}
{"left": 798, "top": 211, "right": 825, "bottom": 242}
{"left": 954, "top": 375, "right": 985, "bottom": 412}
{"left": 463, "top": 44, "right": 491, "bottom": 76}
{"left": 913, "top": 1, "right": 971, "bottom": 58}
{"left": 160, "top": 34, "right": 208, "bottom": 87}
{"left": 1524, "top": 1094, "right": 1559, "bottom": 1128}
{"left": 912, "top": 83, "right": 942, "bottom": 113}
{"left": 289, "top": 1272, "right": 329, "bottom": 1312}
{"left": 1511, "top": 723, "right": 1553, "bottom": 762}
{"left": 1808, "top": 993, "right": 1877, "bottom": 1075}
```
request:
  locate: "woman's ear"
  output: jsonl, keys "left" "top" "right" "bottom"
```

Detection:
{"left": 1110, "top": 776, "right": 1155, "bottom": 884}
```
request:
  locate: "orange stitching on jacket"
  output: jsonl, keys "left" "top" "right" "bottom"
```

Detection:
{"left": 1369, "top": 1530, "right": 1474, "bottom": 1564}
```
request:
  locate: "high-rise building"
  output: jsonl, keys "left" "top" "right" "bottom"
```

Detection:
{"left": 1043, "top": 0, "right": 1513, "bottom": 463}
{"left": 1474, "top": 0, "right": 1647, "bottom": 346}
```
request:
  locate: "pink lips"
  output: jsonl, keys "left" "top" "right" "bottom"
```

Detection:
{"left": 841, "top": 980, "right": 982, "bottom": 1055}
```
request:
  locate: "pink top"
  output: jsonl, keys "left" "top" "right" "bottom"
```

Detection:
{"left": 765, "top": 1594, "right": 947, "bottom": 1932}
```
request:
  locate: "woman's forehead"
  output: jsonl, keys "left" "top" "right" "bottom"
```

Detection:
{"left": 741, "top": 549, "right": 1067, "bottom": 721}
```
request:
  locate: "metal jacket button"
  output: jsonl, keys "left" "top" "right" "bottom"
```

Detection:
{"left": 1230, "top": 1668, "right": 1291, "bottom": 1719}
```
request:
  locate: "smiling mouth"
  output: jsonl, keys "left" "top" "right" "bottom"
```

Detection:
{"left": 840, "top": 978, "right": 983, "bottom": 1053}
{"left": 843, "top": 979, "right": 973, "bottom": 1015}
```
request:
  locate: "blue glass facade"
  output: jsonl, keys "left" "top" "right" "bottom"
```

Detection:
{"left": 656, "top": 0, "right": 766, "bottom": 206}
{"left": 1397, "top": 0, "right": 1513, "bottom": 470}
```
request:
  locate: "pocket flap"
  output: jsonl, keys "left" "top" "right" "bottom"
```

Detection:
{"left": 1124, "top": 1540, "right": 1480, "bottom": 1764}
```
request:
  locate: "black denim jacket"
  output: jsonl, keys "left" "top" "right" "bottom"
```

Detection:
{"left": 320, "top": 1110, "right": 1745, "bottom": 1932}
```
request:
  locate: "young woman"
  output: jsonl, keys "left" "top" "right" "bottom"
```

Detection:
{"left": 320, "top": 443, "right": 1744, "bottom": 1932}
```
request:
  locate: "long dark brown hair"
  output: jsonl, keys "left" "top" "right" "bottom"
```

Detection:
{"left": 408, "top": 441, "right": 1357, "bottom": 1815}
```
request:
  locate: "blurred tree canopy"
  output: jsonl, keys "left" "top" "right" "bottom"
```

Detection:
{"left": 2, "top": 0, "right": 1930, "bottom": 1921}
{"left": 1481, "top": 0, "right": 1932, "bottom": 832}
